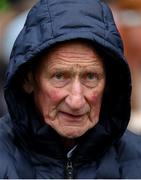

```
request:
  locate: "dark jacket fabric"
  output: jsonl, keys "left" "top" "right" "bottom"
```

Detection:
{"left": 1, "top": 0, "right": 141, "bottom": 178}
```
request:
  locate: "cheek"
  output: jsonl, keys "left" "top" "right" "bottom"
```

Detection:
{"left": 34, "top": 86, "right": 65, "bottom": 120}
{"left": 36, "top": 89, "right": 64, "bottom": 111}
{"left": 47, "top": 89, "right": 63, "bottom": 104}
{"left": 87, "top": 90, "right": 104, "bottom": 122}
{"left": 88, "top": 91, "right": 103, "bottom": 105}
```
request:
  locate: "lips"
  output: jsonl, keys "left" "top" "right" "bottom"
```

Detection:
{"left": 59, "top": 111, "right": 85, "bottom": 120}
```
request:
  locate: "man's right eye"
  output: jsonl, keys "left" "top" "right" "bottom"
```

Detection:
{"left": 53, "top": 73, "right": 64, "bottom": 80}
{"left": 50, "top": 72, "right": 70, "bottom": 87}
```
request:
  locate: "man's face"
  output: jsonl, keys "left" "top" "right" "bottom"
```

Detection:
{"left": 27, "top": 40, "right": 106, "bottom": 138}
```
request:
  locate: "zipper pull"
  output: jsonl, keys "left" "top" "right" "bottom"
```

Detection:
{"left": 65, "top": 158, "right": 73, "bottom": 179}
{"left": 65, "top": 145, "right": 77, "bottom": 179}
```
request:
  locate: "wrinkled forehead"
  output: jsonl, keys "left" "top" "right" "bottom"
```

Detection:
{"left": 45, "top": 39, "right": 102, "bottom": 58}
{"left": 37, "top": 39, "right": 105, "bottom": 71}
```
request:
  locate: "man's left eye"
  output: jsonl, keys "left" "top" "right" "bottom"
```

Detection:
{"left": 85, "top": 73, "right": 98, "bottom": 81}
{"left": 87, "top": 73, "right": 96, "bottom": 80}
{"left": 81, "top": 72, "right": 100, "bottom": 88}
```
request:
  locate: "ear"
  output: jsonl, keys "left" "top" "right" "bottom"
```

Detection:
{"left": 23, "top": 72, "right": 34, "bottom": 94}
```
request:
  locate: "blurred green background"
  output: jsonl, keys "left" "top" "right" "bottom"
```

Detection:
{"left": 0, "top": 0, "right": 9, "bottom": 11}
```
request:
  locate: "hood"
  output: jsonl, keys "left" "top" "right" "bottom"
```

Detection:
{"left": 4, "top": 0, "right": 131, "bottom": 160}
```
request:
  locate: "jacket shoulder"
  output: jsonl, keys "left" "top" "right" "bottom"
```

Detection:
{"left": 118, "top": 130, "right": 141, "bottom": 178}
{"left": 119, "top": 130, "right": 141, "bottom": 158}
{"left": 0, "top": 115, "right": 35, "bottom": 178}
{"left": 0, "top": 115, "right": 19, "bottom": 178}
{"left": 0, "top": 114, "right": 15, "bottom": 152}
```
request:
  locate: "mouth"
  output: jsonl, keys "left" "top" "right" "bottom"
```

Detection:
{"left": 59, "top": 111, "right": 85, "bottom": 121}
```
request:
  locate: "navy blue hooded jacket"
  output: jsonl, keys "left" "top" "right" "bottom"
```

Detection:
{"left": 1, "top": 0, "right": 141, "bottom": 178}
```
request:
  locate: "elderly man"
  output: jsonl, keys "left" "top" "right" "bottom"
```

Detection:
{"left": 0, "top": 0, "right": 141, "bottom": 179}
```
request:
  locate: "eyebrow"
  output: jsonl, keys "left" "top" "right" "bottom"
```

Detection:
{"left": 47, "top": 65, "right": 105, "bottom": 76}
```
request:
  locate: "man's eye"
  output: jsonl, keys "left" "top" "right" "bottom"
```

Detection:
{"left": 81, "top": 72, "right": 100, "bottom": 88}
{"left": 54, "top": 73, "right": 64, "bottom": 80}
{"left": 84, "top": 72, "right": 98, "bottom": 81}
{"left": 50, "top": 72, "right": 70, "bottom": 88}
{"left": 86, "top": 73, "right": 96, "bottom": 80}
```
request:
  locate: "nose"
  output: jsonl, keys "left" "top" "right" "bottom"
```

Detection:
{"left": 65, "top": 78, "right": 86, "bottom": 110}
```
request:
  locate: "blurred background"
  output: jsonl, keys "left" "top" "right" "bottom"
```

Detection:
{"left": 104, "top": 0, "right": 141, "bottom": 134}
{"left": 0, "top": 0, "right": 37, "bottom": 117}
{"left": 0, "top": 0, "right": 141, "bottom": 134}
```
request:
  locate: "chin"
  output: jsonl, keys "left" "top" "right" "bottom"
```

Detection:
{"left": 56, "top": 126, "right": 90, "bottom": 139}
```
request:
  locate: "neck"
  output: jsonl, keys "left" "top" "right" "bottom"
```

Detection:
{"left": 62, "top": 138, "right": 76, "bottom": 151}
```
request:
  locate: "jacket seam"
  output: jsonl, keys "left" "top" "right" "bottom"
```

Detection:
{"left": 45, "top": 0, "right": 54, "bottom": 38}
{"left": 100, "top": 1, "right": 106, "bottom": 47}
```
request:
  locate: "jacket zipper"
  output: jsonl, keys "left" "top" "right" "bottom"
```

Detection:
{"left": 65, "top": 158, "right": 73, "bottom": 179}
{"left": 65, "top": 145, "right": 77, "bottom": 179}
